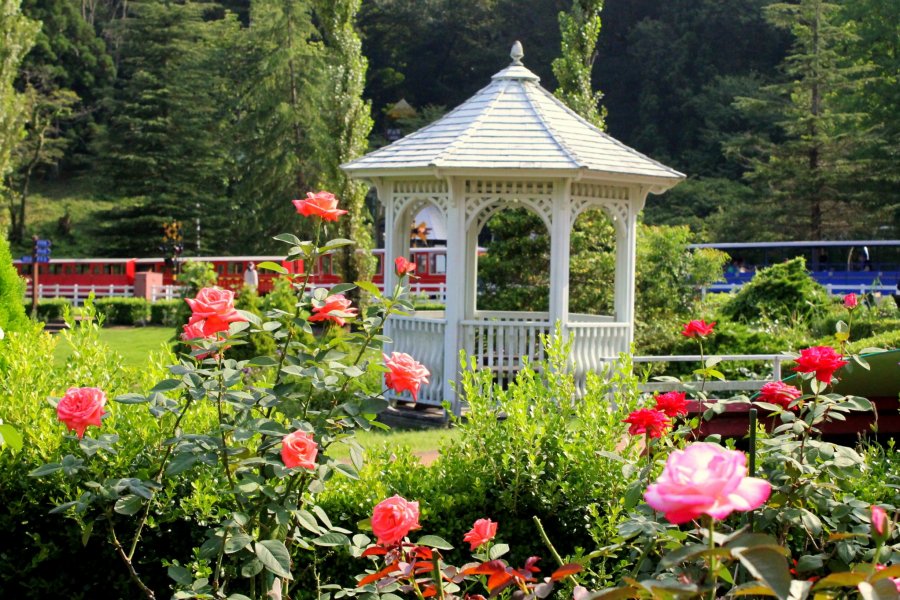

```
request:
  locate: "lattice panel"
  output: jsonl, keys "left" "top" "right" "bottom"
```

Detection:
{"left": 570, "top": 182, "right": 630, "bottom": 201}
{"left": 464, "top": 180, "right": 555, "bottom": 232}
{"left": 390, "top": 180, "right": 450, "bottom": 227}
{"left": 570, "top": 198, "right": 629, "bottom": 229}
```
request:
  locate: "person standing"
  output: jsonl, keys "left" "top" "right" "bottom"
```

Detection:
{"left": 244, "top": 262, "right": 259, "bottom": 289}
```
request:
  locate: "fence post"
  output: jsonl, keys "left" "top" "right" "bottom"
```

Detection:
{"left": 773, "top": 356, "right": 782, "bottom": 381}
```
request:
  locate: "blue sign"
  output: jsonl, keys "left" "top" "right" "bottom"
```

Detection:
{"left": 35, "top": 239, "right": 51, "bottom": 249}
{"left": 20, "top": 255, "right": 32, "bottom": 263}
{"left": 36, "top": 256, "right": 50, "bottom": 263}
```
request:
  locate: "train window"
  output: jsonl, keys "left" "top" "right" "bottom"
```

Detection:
{"left": 321, "top": 255, "right": 333, "bottom": 275}
{"left": 105, "top": 264, "right": 124, "bottom": 275}
{"left": 430, "top": 253, "right": 446, "bottom": 275}
{"left": 48, "top": 264, "right": 61, "bottom": 274}
{"left": 63, "top": 265, "right": 72, "bottom": 274}
{"left": 374, "top": 255, "right": 383, "bottom": 275}
{"left": 217, "top": 265, "right": 225, "bottom": 274}
{"left": 415, "top": 253, "right": 428, "bottom": 274}
{"left": 79, "top": 264, "right": 92, "bottom": 274}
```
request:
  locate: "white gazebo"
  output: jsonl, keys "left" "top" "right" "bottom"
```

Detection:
{"left": 342, "top": 43, "right": 684, "bottom": 412}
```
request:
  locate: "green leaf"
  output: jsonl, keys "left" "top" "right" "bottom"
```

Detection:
{"left": 729, "top": 582, "right": 778, "bottom": 597}
{"left": 29, "top": 462, "right": 62, "bottom": 477}
{"left": 334, "top": 463, "right": 359, "bottom": 480}
{"left": 416, "top": 535, "right": 453, "bottom": 550}
{"left": 294, "top": 509, "right": 321, "bottom": 535}
{"left": 240, "top": 557, "right": 263, "bottom": 578}
{"left": 0, "top": 423, "right": 23, "bottom": 453}
{"left": 114, "top": 495, "right": 144, "bottom": 516}
{"left": 166, "top": 453, "right": 198, "bottom": 476}
{"left": 273, "top": 233, "right": 303, "bottom": 246}
{"left": 150, "top": 379, "right": 182, "bottom": 393}
{"left": 254, "top": 540, "right": 292, "bottom": 580}
{"left": 733, "top": 547, "right": 792, "bottom": 600}
{"left": 813, "top": 573, "right": 868, "bottom": 589}
{"left": 246, "top": 356, "right": 279, "bottom": 367}
{"left": 114, "top": 393, "right": 149, "bottom": 404}
{"left": 257, "top": 261, "right": 287, "bottom": 274}
{"left": 313, "top": 532, "right": 351, "bottom": 547}
{"left": 489, "top": 543, "right": 510, "bottom": 559}
{"left": 225, "top": 534, "right": 253, "bottom": 554}
{"left": 859, "top": 580, "right": 900, "bottom": 600}
{"left": 355, "top": 280, "right": 382, "bottom": 297}
{"left": 795, "top": 554, "right": 824, "bottom": 572}
{"left": 168, "top": 565, "right": 193, "bottom": 586}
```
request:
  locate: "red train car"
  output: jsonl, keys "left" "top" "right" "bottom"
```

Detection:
{"left": 12, "top": 248, "right": 450, "bottom": 301}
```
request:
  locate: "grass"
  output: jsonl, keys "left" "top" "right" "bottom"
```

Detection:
{"left": 53, "top": 326, "right": 173, "bottom": 367}
{"left": 329, "top": 427, "right": 460, "bottom": 460}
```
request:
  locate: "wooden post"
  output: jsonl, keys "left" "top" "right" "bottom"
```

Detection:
{"left": 31, "top": 235, "right": 39, "bottom": 316}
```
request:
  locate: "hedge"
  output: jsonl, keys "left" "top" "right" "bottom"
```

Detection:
{"left": 23, "top": 298, "right": 72, "bottom": 322}
{"left": 93, "top": 297, "right": 150, "bottom": 326}
{"left": 150, "top": 299, "right": 182, "bottom": 326}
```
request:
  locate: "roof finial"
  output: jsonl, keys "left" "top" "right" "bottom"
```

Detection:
{"left": 510, "top": 41, "right": 524, "bottom": 66}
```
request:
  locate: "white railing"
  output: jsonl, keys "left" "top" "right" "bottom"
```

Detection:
{"left": 569, "top": 322, "right": 631, "bottom": 393}
{"left": 24, "top": 283, "right": 134, "bottom": 305}
{"left": 632, "top": 354, "right": 787, "bottom": 394}
{"left": 151, "top": 285, "right": 185, "bottom": 302}
{"left": 703, "top": 282, "right": 895, "bottom": 296}
{"left": 462, "top": 318, "right": 552, "bottom": 390}
{"left": 387, "top": 315, "right": 447, "bottom": 406}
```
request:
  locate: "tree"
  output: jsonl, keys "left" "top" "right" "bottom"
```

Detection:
{"left": 727, "top": 0, "right": 872, "bottom": 240}
{"left": 96, "top": 0, "right": 239, "bottom": 255}
{"left": 552, "top": 0, "right": 606, "bottom": 129}
{"left": 0, "top": 0, "right": 40, "bottom": 207}
{"left": 5, "top": 76, "right": 77, "bottom": 243}
{"left": 311, "top": 0, "right": 375, "bottom": 294}
{"left": 230, "top": 0, "right": 324, "bottom": 251}
{"left": 0, "top": 234, "right": 28, "bottom": 333}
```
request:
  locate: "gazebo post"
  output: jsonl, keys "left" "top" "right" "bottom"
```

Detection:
{"left": 443, "top": 178, "right": 467, "bottom": 416}
{"left": 613, "top": 188, "right": 647, "bottom": 346}
{"left": 548, "top": 180, "right": 572, "bottom": 332}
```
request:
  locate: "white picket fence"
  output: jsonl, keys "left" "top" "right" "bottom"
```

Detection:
{"left": 24, "top": 283, "right": 134, "bottom": 306}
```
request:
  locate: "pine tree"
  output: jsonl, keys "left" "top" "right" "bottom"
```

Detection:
{"left": 0, "top": 0, "right": 40, "bottom": 205}
{"left": 311, "top": 0, "right": 375, "bottom": 294}
{"left": 552, "top": 0, "right": 606, "bottom": 129}
{"left": 230, "top": 0, "right": 324, "bottom": 251}
{"left": 96, "top": 0, "right": 239, "bottom": 255}
{"left": 727, "top": 0, "right": 872, "bottom": 240}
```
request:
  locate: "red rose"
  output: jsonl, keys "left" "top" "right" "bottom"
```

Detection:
{"left": 292, "top": 191, "right": 348, "bottom": 222}
{"left": 681, "top": 319, "right": 716, "bottom": 338}
{"left": 793, "top": 346, "right": 848, "bottom": 383}
{"left": 843, "top": 293, "right": 858, "bottom": 309}
{"left": 309, "top": 294, "right": 357, "bottom": 327}
{"left": 623, "top": 409, "right": 671, "bottom": 438}
{"left": 383, "top": 352, "right": 430, "bottom": 401}
{"left": 57, "top": 387, "right": 107, "bottom": 438}
{"left": 180, "top": 322, "right": 213, "bottom": 359}
{"left": 394, "top": 256, "right": 416, "bottom": 277}
{"left": 758, "top": 381, "right": 802, "bottom": 411}
{"left": 653, "top": 391, "right": 689, "bottom": 418}
{"left": 371, "top": 495, "right": 420, "bottom": 546}
{"left": 463, "top": 518, "right": 498, "bottom": 551}
{"left": 281, "top": 430, "right": 318, "bottom": 470}
{"left": 185, "top": 287, "right": 247, "bottom": 336}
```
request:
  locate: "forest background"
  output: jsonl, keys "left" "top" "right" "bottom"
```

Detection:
{"left": 1, "top": 0, "right": 898, "bottom": 264}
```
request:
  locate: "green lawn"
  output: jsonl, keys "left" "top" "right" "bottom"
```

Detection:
{"left": 329, "top": 427, "right": 460, "bottom": 460}
{"left": 53, "top": 326, "right": 173, "bottom": 367}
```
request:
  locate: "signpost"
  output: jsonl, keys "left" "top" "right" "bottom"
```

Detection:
{"left": 31, "top": 237, "right": 51, "bottom": 315}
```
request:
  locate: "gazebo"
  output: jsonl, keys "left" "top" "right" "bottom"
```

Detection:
{"left": 342, "top": 43, "right": 684, "bottom": 413}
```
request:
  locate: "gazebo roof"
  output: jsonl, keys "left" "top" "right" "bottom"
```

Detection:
{"left": 343, "top": 43, "right": 685, "bottom": 184}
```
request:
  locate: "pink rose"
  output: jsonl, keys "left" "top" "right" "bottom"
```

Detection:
{"left": 758, "top": 381, "right": 802, "bottom": 411}
{"left": 383, "top": 352, "right": 430, "bottom": 401}
{"left": 654, "top": 391, "right": 689, "bottom": 418}
{"left": 645, "top": 442, "right": 771, "bottom": 524}
{"left": 371, "top": 495, "right": 420, "bottom": 546}
{"left": 872, "top": 505, "right": 892, "bottom": 542}
{"left": 281, "top": 431, "right": 318, "bottom": 470}
{"left": 185, "top": 287, "right": 247, "bottom": 336}
{"left": 309, "top": 294, "right": 357, "bottom": 327}
{"left": 623, "top": 408, "right": 671, "bottom": 439}
{"left": 57, "top": 387, "right": 107, "bottom": 438}
{"left": 463, "top": 518, "right": 498, "bottom": 551}
{"left": 681, "top": 319, "right": 715, "bottom": 338}
{"left": 181, "top": 322, "right": 213, "bottom": 359}
{"left": 843, "top": 293, "right": 858, "bottom": 309}
{"left": 793, "top": 346, "right": 848, "bottom": 383}
{"left": 292, "top": 191, "right": 348, "bottom": 222}
{"left": 394, "top": 256, "right": 416, "bottom": 277}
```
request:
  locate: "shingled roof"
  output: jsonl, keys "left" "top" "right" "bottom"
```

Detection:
{"left": 342, "top": 43, "right": 685, "bottom": 183}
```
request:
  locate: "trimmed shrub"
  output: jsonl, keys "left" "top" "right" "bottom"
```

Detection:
{"left": 24, "top": 298, "right": 72, "bottom": 322}
{"left": 93, "top": 297, "right": 150, "bottom": 325}
{"left": 848, "top": 329, "right": 900, "bottom": 352}
{"left": 0, "top": 236, "right": 28, "bottom": 332}
{"left": 722, "top": 257, "right": 828, "bottom": 324}
{"left": 150, "top": 299, "right": 182, "bottom": 326}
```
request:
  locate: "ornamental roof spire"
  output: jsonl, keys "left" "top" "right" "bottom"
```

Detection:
{"left": 510, "top": 41, "right": 524, "bottom": 66}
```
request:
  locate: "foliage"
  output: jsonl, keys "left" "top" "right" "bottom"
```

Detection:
{"left": 0, "top": 233, "right": 28, "bottom": 331}
{"left": 150, "top": 299, "right": 182, "bottom": 326}
{"left": 721, "top": 257, "right": 828, "bottom": 325}
{"left": 847, "top": 329, "right": 900, "bottom": 353}
{"left": 0, "top": 0, "right": 40, "bottom": 195}
{"left": 25, "top": 295, "right": 70, "bottom": 321}
{"left": 93, "top": 296, "right": 150, "bottom": 326}
{"left": 552, "top": 0, "right": 606, "bottom": 129}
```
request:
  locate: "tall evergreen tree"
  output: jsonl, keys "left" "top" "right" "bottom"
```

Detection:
{"left": 310, "top": 0, "right": 374, "bottom": 292}
{"left": 552, "top": 0, "right": 606, "bottom": 129}
{"left": 231, "top": 0, "right": 323, "bottom": 251}
{"left": 96, "top": 0, "right": 239, "bottom": 255}
{"left": 727, "top": 0, "right": 872, "bottom": 240}
{"left": 0, "top": 0, "right": 40, "bottom": 210}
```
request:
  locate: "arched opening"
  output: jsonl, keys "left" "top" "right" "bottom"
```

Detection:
{"left": 476, "top": 206, "right": 551, "bottom": 313}
{"left": 568, "top": 207, "right": 617, "bottom": 317}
